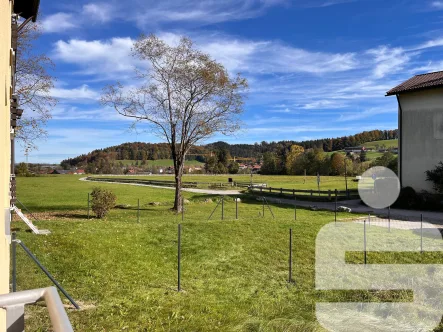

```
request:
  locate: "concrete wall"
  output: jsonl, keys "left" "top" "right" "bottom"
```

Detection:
{"left": 398, "top": 88, "right": 443, "bottom": 192}
{"left": 0, "top": 0, "right": 12, "bottom": 330}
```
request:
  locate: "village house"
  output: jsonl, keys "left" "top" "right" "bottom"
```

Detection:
{"left": 387, "top": 71, "right": 443, "bottom": 192}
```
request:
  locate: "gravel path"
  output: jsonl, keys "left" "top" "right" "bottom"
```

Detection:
{"left": 79, "top": 177, "right": 243, "bottom": 195}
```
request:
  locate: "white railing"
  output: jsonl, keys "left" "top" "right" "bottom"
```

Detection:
{"left": 0, "top": 287, "right": 73, "bottom": 332}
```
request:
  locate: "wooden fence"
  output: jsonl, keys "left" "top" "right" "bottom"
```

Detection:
{"left": 249, "top": 186, "right": 358, "bottom": 200}
{"left": 86, "top": 177, "right": 233, "bottom": 188}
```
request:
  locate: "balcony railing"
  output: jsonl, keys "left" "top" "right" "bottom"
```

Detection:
{"left": 0, "top": 286, "right": 73, "bottom": 332}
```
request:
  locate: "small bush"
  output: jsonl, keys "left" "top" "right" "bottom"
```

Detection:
{"left": 394, "top": 186, "right": 417, "bottom": 209}
{"left": 393, "top": 187, "right": 443, "bottom": 211}
{"left": 425, "top": 162, "right": 443, "bottom": 194}
{"left": 91, "top": 187, "right": 117, "bottom": 218}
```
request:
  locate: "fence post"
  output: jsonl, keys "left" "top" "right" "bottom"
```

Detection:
{"left": 12, "top": 232, "right": 16, "bottom": 292}
{"left": 262, "top": 197, "right": 265, "bottom": 217}
{"left": 17, "top": 240, "right": 80, "bottom": 309}
{"left": 289, "top": 228, "right": 293, "bottom": 283}
{"left": 294, "top": 198, "right": 297, "bottom": 221}
{"left": 221, "top": 196, "right": 224, "bottom": 220}
{"left": 328, "top": 190, "right": 331, "bottom": 200}
{"left": 293, "top": 189, "right": 295, "bottom": 198}
{"left": 236, "top": 198, "right": 238, "bottom": 220}
{"left": 364, "top": 219, "right": 367, "bottom": 265}
{"left": 311, "top": 190, "right": 313, "bottom": 197}
{"left": 334, "top": 189, "right": 337, "bottom": 224}
{"left": 280, "top": 188, "right": 283, "bottom": 194}
{"left": 137, "top": 199, "right": 140, "bottom": 223}
{"left": 87, "top": 193, "right": 90, "bottom": 220}
{"left": 178, "top": 224, "right": 181, "bottom": 292}
{"left": 421, "top": 214, "right": 423, "bottom": 254}
{"left": 182, "top": 196, "right": 184, "bottom": 222}
{"left": 368, "top": 213, "right": 371, "bottom": 226}
{"left": 388, "top": 206, "right": 390, "bottom": 232}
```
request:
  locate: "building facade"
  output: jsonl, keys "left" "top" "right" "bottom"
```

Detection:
{"left": 1, "top": 0, "right": 40, "bottom": 329}
{"left": 387, "top": 72, "right": 443, "bottom": 192}
{"left": 0, "top": 1, "right": 13, "bottom": 329}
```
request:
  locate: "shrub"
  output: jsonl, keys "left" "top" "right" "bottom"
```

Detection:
{"left": 425, "top": 162, "right": 443, "bottom": 194}
{"left": 91, "top": 187, "right": 117, "bottom": 218}
{"left": 393, "top": 186, "right": 417, "bottom": 209}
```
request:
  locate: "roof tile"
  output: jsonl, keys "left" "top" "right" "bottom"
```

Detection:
{"left": 386, "top": 71, "right": 443, "bottom": 96}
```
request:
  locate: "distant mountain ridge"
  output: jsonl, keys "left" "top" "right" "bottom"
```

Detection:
{"left": 60, "top": 129, "right": 398, "bottom": 168}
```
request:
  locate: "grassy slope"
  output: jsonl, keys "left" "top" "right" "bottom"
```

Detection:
{"left": 362, "top": 139, "right": 398, "bottom": 149}
{"left": 14, "top": 176, "right": 441, "bottom": 331}
{"left": 119, "top": 159, "right": 204, "bottom": 167}
{"left": 96, "top": 174, "right": 359, "bottom": 191}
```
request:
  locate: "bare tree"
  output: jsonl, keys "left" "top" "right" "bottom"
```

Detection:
{"left": 15, "top": 21, "right": 57, "bottom": 151}
{"left": 101, "top": 35, "right": 247, "bottom": 212}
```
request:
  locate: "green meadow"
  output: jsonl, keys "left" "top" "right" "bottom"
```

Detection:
{"left": 12, "top": 175, "right": 443, "bottom": 331}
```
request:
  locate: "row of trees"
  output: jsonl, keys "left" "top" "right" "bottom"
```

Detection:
{"left": 207, "top": 129, "right": 398, "bottom": 158}
{"left": 261, "top": 145, "right": 398, "bottom": 176}
{"left": 204, "top": 148, "right": 239, "bottom": 174}
{"left": 62, "top": 128, "right": 398, "bottom": 171}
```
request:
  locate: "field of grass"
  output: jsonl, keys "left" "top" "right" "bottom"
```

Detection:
{"left": 112, "top": 174, "right": 359, "bottom": 191}
{"left": 13, "top": 175, "right": 443, "bottom": 331}
{"left": 362, "top": 139, "right": 398, "bottom": 149}
{"left": 119, "top": 159, "right": 204, "bottom": 167}
{"left": 324, "top": 150, "right": 382, "bottom": 161}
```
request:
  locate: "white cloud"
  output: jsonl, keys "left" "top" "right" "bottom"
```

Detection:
{"left": 41, "top": 13, "right": 77, "bottom": 33}
{"left": 366, "top": 46, "right": 410, "bottom": 78}
{"left": 300, "top": 100, "right": 348, "bottom": 109}
{"left": 430, "top": 1, "right": 443, "bottom": 9}
{"left": 50, "top": 85, "right": 99, "bottom": 100}
{"left": 82, "top": 3, "right": 114, "bottom": 23}
{"left": 248, "top": 125, "right": 353, "bottom": 134}
{"left": 337, "top": 107, "right": 396, "bottom": 122}
{"left": 411, "top": 60, "right": 443, "bottom": 73}
{"left": 414, "top": 38, "right": 443, "bottom": 50}
{"left": 160, "top": 32, "right": 358, "bottom": 74}
{"left": 53, "top": 38, "right": 141, "bottom": 77}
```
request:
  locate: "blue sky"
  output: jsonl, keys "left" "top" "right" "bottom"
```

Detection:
{"left": 22, "top": 0, "right": 443, "bottom": 163}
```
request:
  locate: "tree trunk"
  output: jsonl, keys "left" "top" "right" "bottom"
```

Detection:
{"left": 173, "top": 162, "right": 184, "bottom": 213}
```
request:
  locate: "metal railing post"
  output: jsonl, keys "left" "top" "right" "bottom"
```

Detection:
{"left": 137, "top": 198, "right": 140, "bottom": 223}
{"left": 262, "top": 197, "right": 265, "bottom": 217}
{"left": 364, "top": 220, "right": 367, "bottom": 265}
{"left": 87, "top": 193, "right": 90, "bottom": 219}
{"left": 388, "top": 206, "right": 391, "bottom": 232}
{"left": 421, "top": 214, "right": 423, "bottom": 254}
{"left": 334, "top": 189, "right": 337, "bottom": 224}
{"left": 294, "top": 198, "right": 297, "bottom": 221}
{"left": 221, "top": 196, "right": 224, "bottom": 220}
{"left": 289, "top": 228, "right": 293, "bottom": 283}
{"left": 178, "top": 224, "right": 181, "bottom": 292}
{"left": 235, "top": 198, "right": 238, "bottom": 220}
{"left": 14, "top": 239, "right": 80, "bottom": 309}
{"left": 182, "top": 197, "right": 184, "bottom": 222}
{"left": 12, "top": 232, "right": 16, "bottom": 292}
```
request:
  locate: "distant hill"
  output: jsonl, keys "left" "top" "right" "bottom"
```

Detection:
{"left": 363, "top": 139, "right": 398, "bottom": 149}
{"left": 60, "top": 129, "right": 398, "bottom": 171}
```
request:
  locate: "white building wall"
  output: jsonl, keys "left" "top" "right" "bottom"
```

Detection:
{"left": 398, "top": 87, "right": 443, "bottom": 192}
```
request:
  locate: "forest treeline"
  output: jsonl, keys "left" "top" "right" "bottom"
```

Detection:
{"left": 60, "top": 129, "right": 398, "bottom": 174}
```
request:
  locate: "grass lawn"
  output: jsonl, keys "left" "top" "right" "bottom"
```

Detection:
{"left": 324, "top": 150, "right": 382, "bottom": 161}
{"left": 362, "top": 139, "right": 398, "bottom": 149}
{"left": 108, "top": 175, "right": 359, "bottom": 192}
{"left": 119, "top": 159, "right": 204, "bottom": 167}
{"left": 13, "top": 175, "right": 443, "bottom": 331}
